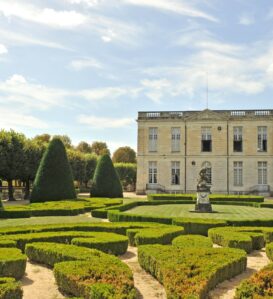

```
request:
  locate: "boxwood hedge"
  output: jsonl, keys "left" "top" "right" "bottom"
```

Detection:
{"left": 235, "top": 263, "right": 273, "bottom": 299}
{"left": 172, "top": 235, "right": 213, "bottom": 249}
{"left": 0, "top": 277, "right": 22, "bottom": 299}
{"left": 26, "top": 242, "right": 136, "bottom": 298}
{"left": 0, "top": 249, "right": 26, "bottom": 280}
{"left": 138, "top": 245, "right": 246, "bottom": 299}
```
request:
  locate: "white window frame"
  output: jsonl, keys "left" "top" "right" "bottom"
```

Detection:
{"left": 149, "top": 127, "right": 158, "bottom": 152}
{"left": 171, "top": 128, "right": 181, "bottom": 152}
{"left": 234, "top": 161, "right": 243, "bottom": 186}
{"left": 149, "top": 161, "right": 157, "bottom": 184}
{"left": 258, "top": 126, "right": 267, "bottom": 152}
{"left": 171, "top": 161, "right": 180, "bottom": 185}
{"left": 258, "top": 161, "right": 267, "bottom": 185}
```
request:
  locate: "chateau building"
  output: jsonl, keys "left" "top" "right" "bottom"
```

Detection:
{"left": 136, "top": 109, "right": 273, "bottom": 195}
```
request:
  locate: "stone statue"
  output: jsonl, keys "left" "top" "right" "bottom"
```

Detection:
{"left": 195, "top": 167, "right": 212, "bottom": 212}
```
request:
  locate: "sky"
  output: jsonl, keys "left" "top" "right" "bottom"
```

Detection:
{"left": 0, "top": 0, "right": 273, "bottom": 153}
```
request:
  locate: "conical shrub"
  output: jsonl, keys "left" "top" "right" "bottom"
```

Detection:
{"left": 30, "top": 138, "right": 76, "bottom": 202}
{"left": 90, "top": 154, "right": 123, "bottom": 198}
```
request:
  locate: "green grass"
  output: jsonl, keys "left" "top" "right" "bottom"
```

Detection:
{"left": 125, "top": 204, "right": 273, "bottom": 220}
{"left": 0, "top": 214, "right": 102, "bottom": 228}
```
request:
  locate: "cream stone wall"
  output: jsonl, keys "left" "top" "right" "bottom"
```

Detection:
{"left": 136, "top": 110, "right": 273, "bottom": 195}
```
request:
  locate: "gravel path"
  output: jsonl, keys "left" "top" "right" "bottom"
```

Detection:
{"left": 120, "top": 246, "right": 167, "bottom": 299}
{"left": 209, "top": 248, "right": 270, "bottom": 299}
{"left": 21, "top": 261, "right": 64, "bottom": 299}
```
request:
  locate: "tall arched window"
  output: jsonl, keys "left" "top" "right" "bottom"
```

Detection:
{"left": 202, "top": 161, "right": 212, "bottom": 184}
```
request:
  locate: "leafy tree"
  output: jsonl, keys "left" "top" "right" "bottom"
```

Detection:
{"left": 76, "top": 141, "right": 92, "bottom": 153}
{"left": 91, "top": 141, "right": 110, "bottom": 156}
{"left": 53, "top": 135, "right": 72, "bottom": 148}
{"left": 30, "top": 138, "right": 76, "bottom": 202}
{"left": 20, "top": 139, "right": 45, "bottom": 199}
{"left": 33, "top": 133, "right": 51, "bottom": 145}
{"left": 90, "top": 154, "right": 123, "bottom": 198}
{"left": 83, "top": 154, "right": 97, "bottom": 187}
{"left": 0, "top": 130, "right": 26, "bottom": 201}
{"left": 67, "top": 149, "right": 86, "bottom": 186}
{"left": 114, "top": 163, "right": 137, "bottom": 190}
{"left": 112, "top": 146, "right": 136, "bottom": 163}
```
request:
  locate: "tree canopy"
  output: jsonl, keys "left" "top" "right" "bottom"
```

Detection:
{"left": 112, "top": 146, "right": 136, "bottom": 163}
{"left": 91, "top": 141, "right": 110, "bottom": 156}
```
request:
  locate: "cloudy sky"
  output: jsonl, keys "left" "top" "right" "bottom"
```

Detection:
{"left": 0, "top": 0, "right": 273, "bottom": 152}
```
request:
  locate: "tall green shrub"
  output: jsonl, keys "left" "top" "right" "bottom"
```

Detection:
{"left": 90, "top": 155, "right": 123, "bottom": 198}
{"left": 114, "top": 163, "right": 136, "bottom": 190}
{"left": 30, "top": 138, "right": 76, "bottom": 202}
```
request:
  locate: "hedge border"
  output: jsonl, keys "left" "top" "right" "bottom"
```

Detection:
{"left": 0, "top": 277, "right": 22, "bottom": 299}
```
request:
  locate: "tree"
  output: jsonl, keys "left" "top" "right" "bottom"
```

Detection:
{"left": 91, "top": 141, "right": 110, "bottom": 156}
{"left": 112, "top": 146, "right": 136, "bottom": 163}
{"left": 20, "top": 139, "right": 45, "bottom": 199}
{"left": 53, "top": 135, "right": 72, "bottom": 148}
{"left": 90, "top": 154, "right": 123, "bottom": 198}
{"left": 76, "top": 141, "right": 92, "bottom": 154}
{"left": 83, "top": 154, "right": 97, "bottom": 188}
{"left": 67, "top": 149, "right": 86, "bottom": 186}
{"left": 0, "top": 130, "right": 26, "bottom": 201}
{"left": 114, "top": 163, "right": 137, "bottom": 190}
{"left": 33, "top": 133, "right": 51, "bottom": 145}
{"left": 30, "top": 138, "right": 76, "bottom": 202}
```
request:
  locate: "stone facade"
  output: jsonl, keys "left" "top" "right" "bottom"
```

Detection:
{"left": 136, "top": 109, "right": 273, "bottom": 195}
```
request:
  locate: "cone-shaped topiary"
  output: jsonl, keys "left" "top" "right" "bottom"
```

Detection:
{"left": 90, "top": 154, "right": 123, "bottom": 198}
{"left": 30, "top": 138, "right": 76, "bottom": 203}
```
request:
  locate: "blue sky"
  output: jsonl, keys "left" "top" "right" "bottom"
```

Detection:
{"left": 0, "top": 0, "right": 273, "bottom": 152}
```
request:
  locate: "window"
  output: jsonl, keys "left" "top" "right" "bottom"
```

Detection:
{"left": 258, "top": 127, "right": 267, "bottom": 152}
{"left": 233, "top": 127, "right": 243, "bottom": 152}
{"left": 149, "top": 162, "right": 157, "bottom": 184}
{"left": 171, "top": 128, "right": 181, "bottom": 152}
{"left": 234, "top": 162, "right": 243, "bottom": 186}
{"left": 149, "top": 128, "right": 158, "bottom": 152}
{"left": 201, "top": 127, "right": 212, "bottom": 152}
{"left": 202, "top": 161, "right": 212, "bottom": 184}
{"left": 171, "top": 162, "right": 180, "bottom": 185}
{"left": 258, "top": 162, "right": 267, "bottom": 185}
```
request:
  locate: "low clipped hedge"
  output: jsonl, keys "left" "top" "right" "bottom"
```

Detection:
{"left": 173, "top": 218, "right": 227, "bottom": 236}
{"left": 0, "top": 277, "right": 22, "bottom": 299}
{"left": 266, "top": 242, "right": 273, "bottom": 260}
{"left": 127, "top": 226, "right": 184, "bottom": 246}
{"left": 172, "top": 235, "right": 213, "bottom": 249}
{"left": 138, "top": 245, "right": 247, "bottom": 299}
{"left": 26, "top": 242, "right": 136, "bottom": 298}
{"left": 71, "top": 232, "right": 128, "bottom": 255}
{"left": 0, "top": 249, "right": 26, "bottom": 280}
{"left": 235, "top": 263, "right": 273, "bottom": 299}
{"left": 208, "top": 227, "right": 265, "bottom": 253}
{"left": 0, "top": 240, "right": 16, "bottom": 248}
{"left": 148, "top": 194, "right": 264, "bottom": 203}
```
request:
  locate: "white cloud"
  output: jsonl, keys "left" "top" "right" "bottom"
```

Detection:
{"left": 0, "top": 2, "right": 86, "bottom": 28}
{"left": 78, "top": 115, "right": 134, "bottom": 128}
{"left": 141, "top": 79, "right": 171, "bottom": 102}
{"left": 0, "top": 108, "right": 48, "bottom": 129}
{"left": 121, "top": 0, "right": 218, "bottom": 22}
{"left": 79, "top": 87, "right": 129, "bottom": 101}
{"left": 239, "top": 14, "right": 255, "bottom": 26}
{"left": 0, "top": 29, "right": 70, "bottom": 50}
{"left": 66, "top": 0, "right": 99, "bottom": 6}
{"left": 69, "top": 58, "right": 103, "bottom": 70}
{"left": 0, "top": 44, "right": 8, "bottom": 55}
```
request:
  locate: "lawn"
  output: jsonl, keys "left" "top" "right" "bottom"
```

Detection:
{"left": 125, "top": 204, "right": 273, "bottom": 220}
{"left": 0, "top": 214, "right": 102, "bottom": 228}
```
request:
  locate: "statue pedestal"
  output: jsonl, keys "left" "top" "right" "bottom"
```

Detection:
{"left": 195, "top": 191, "right": 212, "bottom": 213}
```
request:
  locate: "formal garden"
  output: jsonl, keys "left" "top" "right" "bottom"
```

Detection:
{"left": 1, "top": 135, "right": 273, "bottom": 298}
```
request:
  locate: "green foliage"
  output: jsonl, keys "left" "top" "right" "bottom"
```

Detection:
{"left": 148, "top": 194, "right": 195, "bottom": 201}
{"left": 138, "top": 245, "right": 246, "bottom": 299}
{"left": 0, "top": 248, "right": 26, "bottom": 280}
{"left": 172, "top": 235, "right": 213, "bottom": 249}
{"left": 30, "top": 138, "right": 76, "bottom": 202}
{"left": 83, "top": 154, "right": 97, "bottom": 186}
{"left": 114, "top": 163, "right": 136, "bottom": 189}
{"left": 52, "top": 135, "right": 72, "bottom": 148}
{"left": 25, "top": 243, "right": 136, "bottom": 298}
{"left": 112, "top": 146, "right": 136, "bottom": 163}
{"left": 235, "top": 263, "right": 273, "bottom": 299}
{"left": 266, "top": 242, "right": 273, "bottom": 260}
{"left": 173, "top": 218, "right": 227, "bottom": 236}
{"left": 91, "top": 141, "right": 110, "bottom": 156}
{"left": 67, "top": 150, "right": 86, "bottom": 185}
{"left": 91, "top": 155, "right": 123, "bottom": 198}
{"left": 71, "top": 232, "right": 128, "bottom": 255}
{"left": 208, "top": 227, "right": 265, "bottom": 253}
{"left": 0, "top": 277, "right": 22, "bottom": 299}
{"left": 76, "top": 141, "right": 92, "bottom": 154}
{"left": 0, "top": 240, "right": 16, "bottom": 248}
